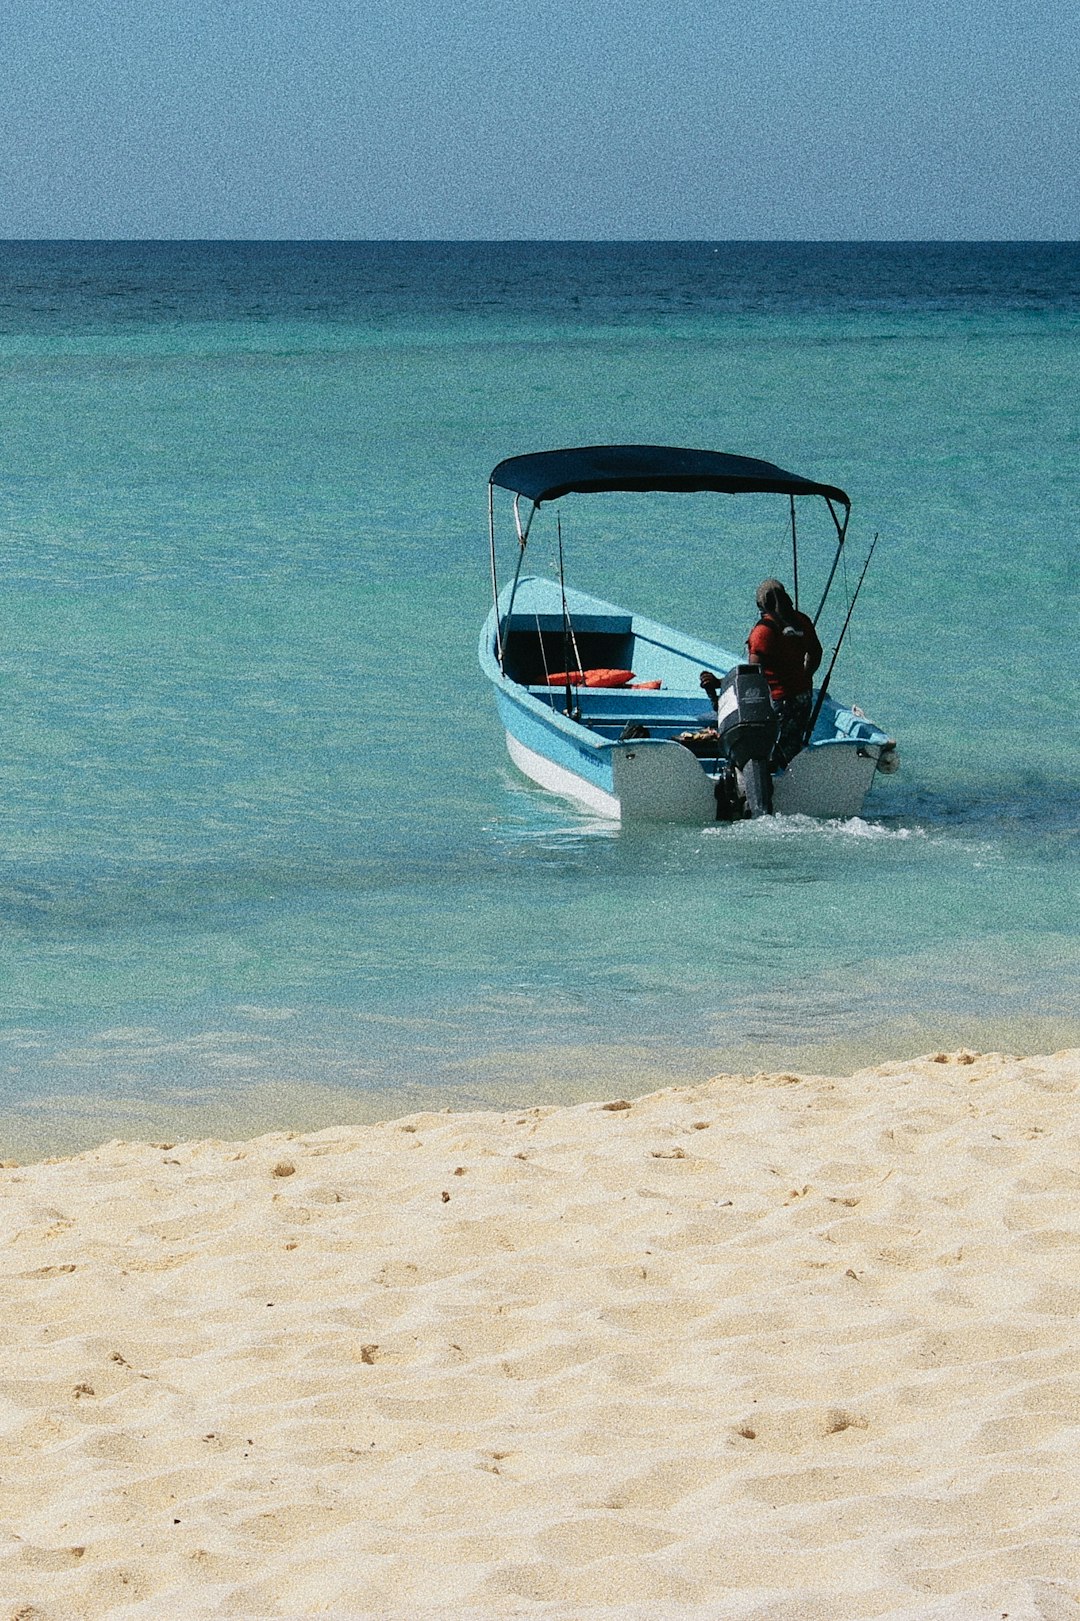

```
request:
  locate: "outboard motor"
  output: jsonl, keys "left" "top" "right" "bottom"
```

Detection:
{"left": 714, "top": 664, "right": 778, "bottom": 818}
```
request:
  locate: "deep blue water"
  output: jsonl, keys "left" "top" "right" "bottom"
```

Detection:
{"left": 0, "top": 242, "right": 1076, "bottom": 1155}
{"left": 2, "top": 241, "right": 1079, "bottom": 329}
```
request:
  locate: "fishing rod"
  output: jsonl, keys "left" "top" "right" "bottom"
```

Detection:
{"left": 803, "top": 532, "right": 879, "bottom": 747}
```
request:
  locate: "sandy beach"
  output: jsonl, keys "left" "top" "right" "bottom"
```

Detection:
{"left": 2, "top": 1048, "right": 1079, "bottom": 1620}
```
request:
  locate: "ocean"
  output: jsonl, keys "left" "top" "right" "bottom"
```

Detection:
{"left": 0, "top": 240, "right": 1076, "bottom": 1156}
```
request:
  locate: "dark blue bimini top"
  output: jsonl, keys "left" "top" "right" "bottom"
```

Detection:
{"left": 489, "top": 445, "right": 849, "bottom": 509}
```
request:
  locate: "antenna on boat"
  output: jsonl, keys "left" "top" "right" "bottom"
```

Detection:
{"left": 803, "top": 533, "right": 879, "bottom": 748}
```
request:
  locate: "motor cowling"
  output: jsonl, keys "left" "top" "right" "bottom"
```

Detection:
{"left": 715, "top": 665, "right": 777, "bottom": 768}
{"left": 714, "top": 664, "right": 778, "bottom": 819}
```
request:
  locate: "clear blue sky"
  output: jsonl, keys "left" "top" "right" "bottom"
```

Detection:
{"left": 1, "top": 0, "right": 1077, "bottom": 238}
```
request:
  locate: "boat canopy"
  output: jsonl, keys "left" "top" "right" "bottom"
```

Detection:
{"left": 489, "top": 445, "right": 850, "bottom": 510}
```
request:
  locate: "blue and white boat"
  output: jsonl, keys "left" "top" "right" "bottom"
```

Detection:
{"left": 480, "top": 446, "right": 898, "bottom": 823}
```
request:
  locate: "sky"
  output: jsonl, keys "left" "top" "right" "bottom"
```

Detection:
{"left": 0, "top": 0, "right": 1077, "bottom": 239}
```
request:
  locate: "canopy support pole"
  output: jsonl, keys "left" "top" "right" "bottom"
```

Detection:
{"left": 494, "top": 493, "right": 536, "bottom": 672}
{"left": 804, "top": 533, "right": 878, "bottom": 746}
{"left": 812, "top": 498, "right": 850, "bottom": 626}
{"left": 488, "top": 482, "right": 502, "bottom": 666}
{"left": 790, "top": 495, "right": 799, "bottom": 610}
{"left": 556, "top": 511, "right": 582, "bottom": 718}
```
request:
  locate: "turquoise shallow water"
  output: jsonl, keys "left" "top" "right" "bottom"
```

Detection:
{"left": 0, "top": 242, "right": 1076, "bottom": 1154}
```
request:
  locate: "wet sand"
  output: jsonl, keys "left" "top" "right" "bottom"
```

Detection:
{"left": 2, "top": 1048, "right": 1078, "bottom": 1619}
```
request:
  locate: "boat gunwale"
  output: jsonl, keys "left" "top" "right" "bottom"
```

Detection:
{"left": 480, "top": 580, "right": 891, "bottom": 756}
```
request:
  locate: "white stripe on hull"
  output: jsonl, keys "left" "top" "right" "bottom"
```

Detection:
{"left": 505, "top": 733, "right": 621, "bottom": 819}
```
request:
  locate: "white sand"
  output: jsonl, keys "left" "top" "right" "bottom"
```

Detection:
{"left": 1, "top": 1049, "right": 1079, "bottom": 1621}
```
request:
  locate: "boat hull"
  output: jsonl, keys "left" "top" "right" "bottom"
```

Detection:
{"left": 506, "top": 732, "right": 621, "bottom": 818}
{"left": 504, "top": 724, "right": 884, "bottom": 822}
{"left": 771, "top": 741, "right": 881, "bottom": 818}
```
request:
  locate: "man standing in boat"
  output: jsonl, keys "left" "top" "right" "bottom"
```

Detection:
{"left": 700, "top": 579, "right": 822, "bottom": 769}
